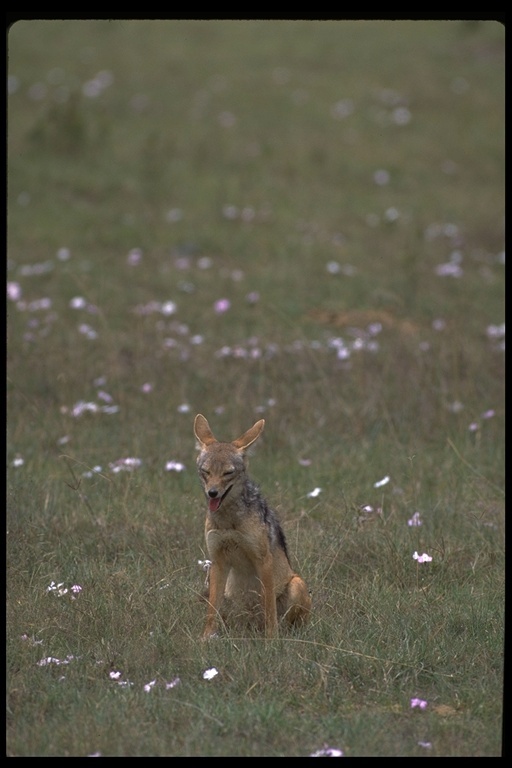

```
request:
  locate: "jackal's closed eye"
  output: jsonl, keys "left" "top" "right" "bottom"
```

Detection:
{"left": 223, "top": 470, "right": 235, "bottom": 477}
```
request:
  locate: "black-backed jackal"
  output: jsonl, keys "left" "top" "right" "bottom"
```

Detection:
{"left": 194, "top": 414, "right": 311, "bottom": 639}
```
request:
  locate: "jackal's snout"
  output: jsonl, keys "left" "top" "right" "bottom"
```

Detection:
{"left": 203, "top": 481, "right": 234, "bottom": 512}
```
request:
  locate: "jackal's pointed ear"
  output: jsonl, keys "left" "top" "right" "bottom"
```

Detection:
{"left": 194, "top": 414, "right": 217, "bottom": 449}
{"left": 232, "top": 419, "right": 265, "bottom": 451}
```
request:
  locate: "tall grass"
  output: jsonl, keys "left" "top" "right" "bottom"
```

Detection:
{"left": 7, "top": 19, "right": 504, "bottom": 756}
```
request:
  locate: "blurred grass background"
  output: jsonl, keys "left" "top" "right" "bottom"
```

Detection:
{"left": 7, "top": 19, "right": 504, "bottom": 757}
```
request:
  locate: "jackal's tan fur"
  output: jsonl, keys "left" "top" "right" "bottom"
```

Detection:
{"left": 194, "top": 414, "right": 311, "bottom": 638}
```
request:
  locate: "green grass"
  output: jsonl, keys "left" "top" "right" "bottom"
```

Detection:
{"left": 7, "top": 19, "right": 504, "bottom": 756}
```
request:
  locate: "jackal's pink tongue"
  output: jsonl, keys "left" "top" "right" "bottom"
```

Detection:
{"left": 209, "top": 497, "right": 221, "bottom": 513}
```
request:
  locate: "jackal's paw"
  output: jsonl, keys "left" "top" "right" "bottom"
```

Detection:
{"left": 201, "top": 630, "right": 219, "bottom": 641}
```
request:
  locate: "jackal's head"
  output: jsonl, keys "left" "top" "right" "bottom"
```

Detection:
{"left": 194, "top": 414, "right": 264, "bottom": 513}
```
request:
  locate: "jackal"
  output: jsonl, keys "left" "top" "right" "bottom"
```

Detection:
{"left": 194, "top": 414, "right": 311, "bottom": 639}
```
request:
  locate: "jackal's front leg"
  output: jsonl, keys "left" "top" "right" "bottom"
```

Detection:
{"left": 258, "top": 555, "right": 278, "bottom": 637}
{"left": 202, "top": 561, "right": 228, "bottom": 640}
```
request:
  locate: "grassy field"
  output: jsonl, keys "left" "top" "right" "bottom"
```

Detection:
{"left": 6, "top": 19, "right": 505, "bottom": 756}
